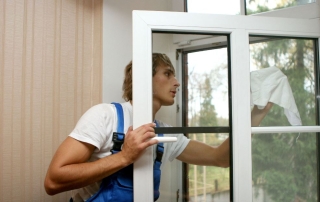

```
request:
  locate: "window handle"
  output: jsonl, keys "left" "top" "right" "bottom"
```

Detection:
{"left": 152, "top": 137, "right": 177, "bottom": 143}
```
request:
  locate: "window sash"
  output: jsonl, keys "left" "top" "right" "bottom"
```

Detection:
{"left": 132, "top": 11, "right": 320, "bottom": 202}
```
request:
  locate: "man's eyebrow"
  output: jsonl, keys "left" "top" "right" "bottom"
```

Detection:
{"left": 165, "top": 68, "right": 176, "bottom": 76}
{"left": 165, "top": 68, "right": 175, "bottom": 74}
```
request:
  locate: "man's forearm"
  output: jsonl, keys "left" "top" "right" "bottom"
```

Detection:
{"left": 44, "top": 151, "right": 131, "bottom": 195}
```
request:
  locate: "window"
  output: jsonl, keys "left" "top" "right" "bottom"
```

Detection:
{"left": 132, "top": 11, "right": 320, "bottom": 202}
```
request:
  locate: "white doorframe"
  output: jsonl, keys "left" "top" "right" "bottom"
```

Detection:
{"left": 132, "top": 11, "right": 320, "bottom": 202}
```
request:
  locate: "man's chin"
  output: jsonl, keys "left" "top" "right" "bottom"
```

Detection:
{"left": 162, "top": 100, "right": 175, "bottom": 106}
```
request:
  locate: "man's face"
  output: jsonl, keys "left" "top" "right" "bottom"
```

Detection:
{"left": 152, "top": 64, "right": 180, "bottom": 106}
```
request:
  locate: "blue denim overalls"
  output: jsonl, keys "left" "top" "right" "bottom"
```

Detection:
{"left": 85, "top": 102, "right": 164, "bottom": 202}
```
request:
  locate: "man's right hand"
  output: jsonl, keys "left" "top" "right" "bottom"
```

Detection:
{"left": 120, "top": 123, "right": 159, "bottom": 164}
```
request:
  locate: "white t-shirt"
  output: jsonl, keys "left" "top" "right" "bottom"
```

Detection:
{"left": 69, "top": 102, "right": 190, "bottom": 201}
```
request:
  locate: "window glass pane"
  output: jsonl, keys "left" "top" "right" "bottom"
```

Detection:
{"left": 187, "top": 49, "right": 229, "bottom": 127}
{"left": 189, "top": 133, "right": 230, "bottom": 201}
{"left": 252, "top": 133, "right": 318, "bottom": 201}
{"left": 246, "top": 0, "right": 316, "bottom": 15}
{"left": 186, "top": 47, "right": 230, "bottom": 200}
{"left": 152, "top": 32, "right": 231, "bottom": 202}
{"left": 249, "top": 38, "right": 316, "bottom": 126}
{"left": 187, "top": 0, "right": 240, "bottom": 15}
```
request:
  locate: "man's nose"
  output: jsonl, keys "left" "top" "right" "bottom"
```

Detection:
{"left": 174, "top": 77, "right": 180, "bottom": 87}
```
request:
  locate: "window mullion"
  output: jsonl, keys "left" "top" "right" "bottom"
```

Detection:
{"left": 231, "top": 29, "right": 252, "bottom": 202}
{"left": 132, "top": 11, "right": 154, "bottom": 202}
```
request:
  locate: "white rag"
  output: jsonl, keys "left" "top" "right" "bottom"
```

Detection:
{"left": 250, "top": 67, "right": 302, "bottom": 126}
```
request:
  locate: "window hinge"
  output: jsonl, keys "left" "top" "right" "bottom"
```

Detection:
{"left": 176, "top": 189, "right": 180, "bottom": 202}
{"left": 176, "top": 49, "right": 181, "bottom": 60}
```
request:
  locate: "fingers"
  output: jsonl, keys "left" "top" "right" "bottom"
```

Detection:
{"left": 129, "top": 123, "right": 156, "bottom": 140}
{"left": 121, "top": 123, "right": 159, "bottom": 163}
{"left": 133, "top": 123, "right": 156, "bottom": 134}
{"left": 125, "top": 122, "right": 158, "bottom": 146}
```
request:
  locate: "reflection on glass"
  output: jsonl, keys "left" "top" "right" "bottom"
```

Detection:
{"left": 249, "top": 38, "right": 316, "bottom": 126}
{"left": 187, "top": 49, "right": 229, "bottom": 127}
{"left": 187, "top": 0, "right": 240, "bottom": 15}
{"left": 252, "top": 133, "right": 318, "bottom": 202}
{"left": 246, "top": 0, "right": 316, "bottom": 14}
{"left": 152, "top": 32, "right": 230, "bottom": 201}
{"left": 186, "top": 47, "right": 230, "bottom": 201}
{"left": 189, "top": 133, "right": 229, "bottom": 202}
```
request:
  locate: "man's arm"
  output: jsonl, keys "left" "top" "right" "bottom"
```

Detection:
{"left": 176, "top": 102, "right": 273, "bottom": 167}
{"left": 176, "top": 138, "right": 230, "bottom": 167}
{"left": 44, "top": 123, "right": 158, "bottom": 195}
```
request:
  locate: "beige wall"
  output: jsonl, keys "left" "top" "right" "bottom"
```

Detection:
{"left": 0, "top": 0, "right": 103, "bottom": 201}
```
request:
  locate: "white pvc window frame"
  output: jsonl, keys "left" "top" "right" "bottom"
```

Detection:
{"left": 132, "top": 11, "right": 320, "bottom": 202}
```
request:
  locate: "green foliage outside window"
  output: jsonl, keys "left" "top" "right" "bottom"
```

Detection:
{"left": 251, "top": 38, "right": 317, "bottom": 202}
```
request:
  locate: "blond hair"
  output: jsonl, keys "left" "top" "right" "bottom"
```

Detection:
{"left": 122, "top": 53, "right": 175, "bottom": 101}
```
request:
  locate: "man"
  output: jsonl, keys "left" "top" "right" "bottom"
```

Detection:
{"left": 44, "top": 53, "right": 272, "bottom": 201}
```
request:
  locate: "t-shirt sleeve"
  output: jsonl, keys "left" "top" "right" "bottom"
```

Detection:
{"left": 69, "top": 104, "right": 115, "bottom": 151}
{"left": 157, "top": 121, "right": 190, "bottom": 162}
{"left": 166, "top": 133, "right": 190, "bottom": 162}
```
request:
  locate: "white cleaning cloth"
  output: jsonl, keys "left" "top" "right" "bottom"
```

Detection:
{"left": 250, "top": 67, "right": 302, "bottom": 126}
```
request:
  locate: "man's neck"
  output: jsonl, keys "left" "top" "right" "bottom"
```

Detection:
{"left": 129, "top": 100, "right": 161, "bottom": 121}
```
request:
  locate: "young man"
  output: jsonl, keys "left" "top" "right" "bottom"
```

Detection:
{"left": 44, "top": 53, "right": 272, "bottom": 201}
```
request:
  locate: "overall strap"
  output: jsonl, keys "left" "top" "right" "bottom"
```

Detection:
{"left": 112, "top": 102, "right": 124, "bottom": 133}
{"left": 154, "top": 120, "right": 164, "bottom": 163}
{"left": 110, "top": 102, "right": 164, "bottom": 164}
{"left": 153, "top": 120, "right": 164, "bottom": 201}
{"left": 111, "top": 102, "right": 125, "bottom": 154}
